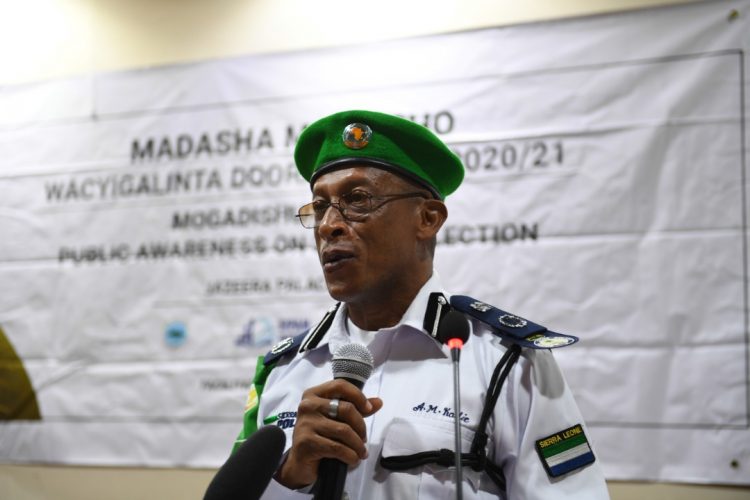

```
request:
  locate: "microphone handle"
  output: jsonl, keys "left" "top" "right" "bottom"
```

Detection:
{"left": 312, "top": 375, "right": 365, "bottom": 500}
{"left": 336, "top": 375, "right": 365, "bottom": 390}
{"left": 452, "top": 350, "right": 464, "bottom": 500}
{"left": 314, "top": 458, "right": 348, "bottom": 500}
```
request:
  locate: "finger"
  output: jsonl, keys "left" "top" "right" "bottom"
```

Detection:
{"left": 296, "top": 397, "right": 368, "bottom": 457}
{"left": 330, "top": 399, "right": 367, "bottom": 441}
{"left": 362, "top": 397, "right": 383, "bottom": 417}
{"left": 315, "top": 380, "right": 372, "bottom": 414}
{"left": 306, "top": 431, "right": 364, "bottom": 465}
{"left": 316, "top": 417, "right": 369, "bottom": 459}
{"left": 287, "top": 431, "right": 362, "bottom": 476}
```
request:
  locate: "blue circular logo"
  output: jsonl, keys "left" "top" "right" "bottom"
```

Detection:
{"left": 165, "top": 321, "right": 187, "bottom": 348}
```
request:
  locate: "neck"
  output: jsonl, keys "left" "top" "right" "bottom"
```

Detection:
{"left": 346, "top": 271, "right": 432, "bottom": 331}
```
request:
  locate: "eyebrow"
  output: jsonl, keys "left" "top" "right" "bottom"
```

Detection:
{"left": 312, "top": 177, "right": 377, "bottom": 197}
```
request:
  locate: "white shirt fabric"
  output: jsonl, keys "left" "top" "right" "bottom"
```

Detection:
{"left": 257, "top": 274, "right": 610, "bottom": 499}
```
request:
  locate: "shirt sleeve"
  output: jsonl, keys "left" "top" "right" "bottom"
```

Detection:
{"left": 260, "top": 475, "right": 314, "bottom": 499}
{"left": 497, "top": 348, "right": 610, "bottom": 500}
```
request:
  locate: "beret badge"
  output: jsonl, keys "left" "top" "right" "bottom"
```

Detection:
{"left": 342, "top": 123, "right": 372, "bottom": 150}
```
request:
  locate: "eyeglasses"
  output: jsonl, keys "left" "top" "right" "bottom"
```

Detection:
{"left": 296, "top": 190, "right": 428, "bottom": 229}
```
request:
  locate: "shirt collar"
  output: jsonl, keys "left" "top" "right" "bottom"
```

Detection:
{"left": 324, "top": 272, "right": 449, "bottom": 356}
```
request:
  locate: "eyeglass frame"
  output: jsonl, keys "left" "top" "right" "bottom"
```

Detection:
{"left": 295, "top": 189, "right": 430, "bottom": 229}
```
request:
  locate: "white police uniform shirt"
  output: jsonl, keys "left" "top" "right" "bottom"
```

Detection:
{"left": 257, "top": 273, "right": 609, "bottom": 499}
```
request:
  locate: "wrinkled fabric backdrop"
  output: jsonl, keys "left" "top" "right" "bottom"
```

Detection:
{"left": 0, "top": 0, "right": 747, "bottom": 485}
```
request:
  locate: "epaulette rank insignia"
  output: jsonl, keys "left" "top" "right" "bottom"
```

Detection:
{"left": 263, "top": 331, "right": 307, "bottom": 366}
{"left": 450, "top": 295, "right": 578, "bottom": 349}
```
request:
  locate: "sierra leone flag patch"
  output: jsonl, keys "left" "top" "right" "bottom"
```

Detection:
{"left": 535, "top": 424, "right": 595, "bottom": 478}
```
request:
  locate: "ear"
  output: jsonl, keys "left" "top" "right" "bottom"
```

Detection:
{"left": 416, "top": 199, "right": 448, "bottom": 241}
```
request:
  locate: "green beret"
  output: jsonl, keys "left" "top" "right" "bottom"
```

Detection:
{"left": 294, "top": 110, "right": 464, "bottom": 199}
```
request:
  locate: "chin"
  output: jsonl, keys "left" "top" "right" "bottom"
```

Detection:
{"left": 324, "top": 280, "right": 360, "bottom": 303}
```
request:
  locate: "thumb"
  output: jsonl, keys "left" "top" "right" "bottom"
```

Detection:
{"left": 363, "top": 397, "right": 383, "bottom": 417}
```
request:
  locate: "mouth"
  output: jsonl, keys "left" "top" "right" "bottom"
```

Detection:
{"left": 321, "top": 248, "right": 356, "bottom": 272}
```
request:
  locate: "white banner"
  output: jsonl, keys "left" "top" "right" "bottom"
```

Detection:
{"left": 0, "top": 0, "right": 748, "bottom": 484}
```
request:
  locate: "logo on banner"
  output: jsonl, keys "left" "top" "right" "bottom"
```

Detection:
{"left": 164, "top": 321, "right": 188, "bottom": 348}
{"left": 235, "top": 318, "right": 310, "bottom": 348}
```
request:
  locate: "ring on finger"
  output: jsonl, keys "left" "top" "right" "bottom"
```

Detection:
{"left": 328, "top": 398, "right": 340, "bottom": 419}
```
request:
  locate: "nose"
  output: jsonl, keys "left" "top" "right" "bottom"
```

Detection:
{"left": 316, "top": 203, "right": 347, "bottom": 240}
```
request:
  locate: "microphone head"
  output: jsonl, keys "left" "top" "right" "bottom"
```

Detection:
{"left": 331, "top": 343, "right": 374, "bottom": 385}
{"left": 203, "top": 425, "right": 286, "bottom": 500}
{"left": 436, "top": 310, "right": 470, "bottom": 346}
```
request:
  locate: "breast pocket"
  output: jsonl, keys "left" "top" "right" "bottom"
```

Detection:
{"left": 378, "top": 417, "right": 483, "bottom": 499}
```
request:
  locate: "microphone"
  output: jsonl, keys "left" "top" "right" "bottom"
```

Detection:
{"left": 437, "top": 309, "right": 470, "bottom": 362}
{"left": 203, "top": 425, "right": 286, "bottom": 500}
{"left": 313, "top": 343, "right": 375, "bottom": 500}
{"left": 331, "top": 342, "right": 375, "bottom": 390}
{"left": 436, "top": 310, "right": 471, "bottom": 500}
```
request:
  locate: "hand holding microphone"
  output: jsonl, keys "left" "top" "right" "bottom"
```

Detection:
{"left": 277, "top": 343, "right": 381, "bottom": 497}
{"left": 313, "top": 343, "right": 376, "bottom": 500}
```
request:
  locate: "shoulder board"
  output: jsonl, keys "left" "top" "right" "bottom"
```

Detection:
{"left": 263, "top": 302, "right": 342, "bottom": 365}
{"left": 263, "top": 331, "right": 308, "bottom": 366}
{"left": 450, "top": 295, "right": 578, "bottom": 349}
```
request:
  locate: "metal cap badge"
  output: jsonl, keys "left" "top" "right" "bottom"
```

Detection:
{"left": 342, "top": 123, "right": 372, "bottom": 149}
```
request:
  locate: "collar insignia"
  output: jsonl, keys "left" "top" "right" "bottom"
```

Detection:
{"left": 423, "top": 292, "right": 450, "bottom": 338}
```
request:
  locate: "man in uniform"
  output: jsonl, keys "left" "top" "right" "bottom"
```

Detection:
{"left": 233, "top": 110, "right": 609, "bottom": 499}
